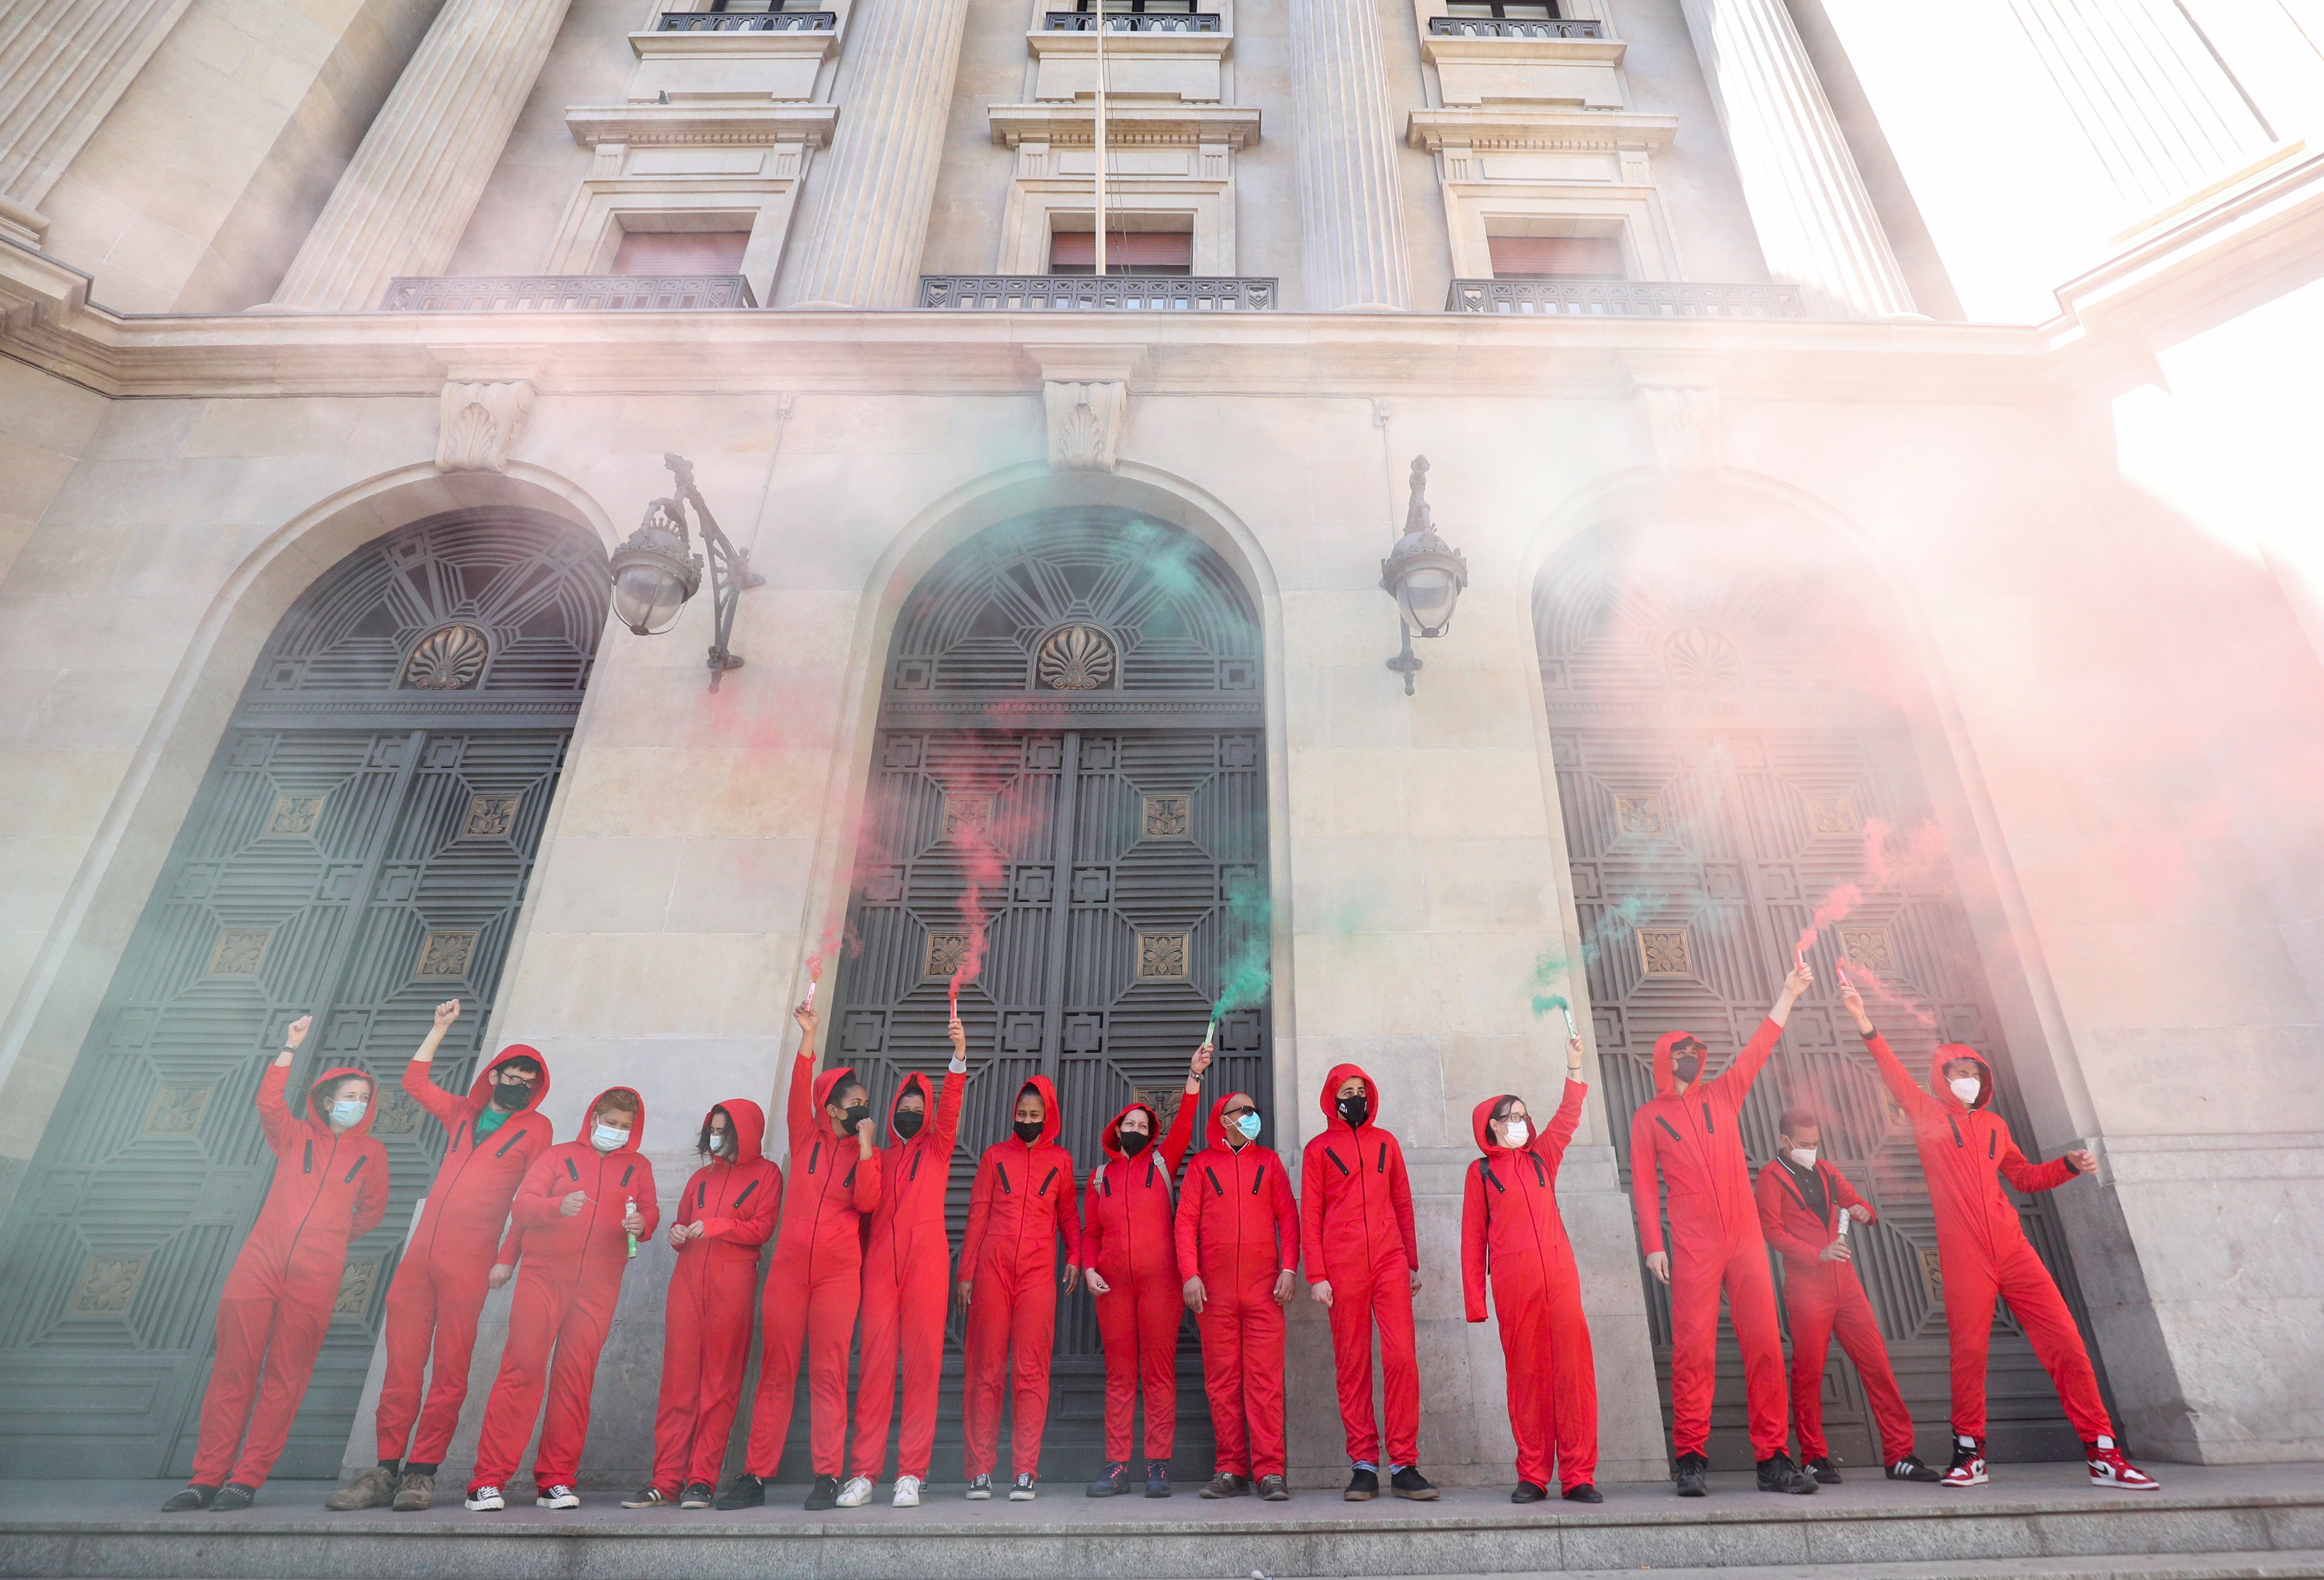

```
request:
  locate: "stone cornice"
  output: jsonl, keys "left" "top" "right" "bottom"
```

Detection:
{"left": 988, "top": 102, "right": 1260, "bottom": 148}
{"left": 565, "top": 102, "right": 839, "bottom": 147}
{"left": 1406, "top": 108, "right": 1677, "bottom": 153}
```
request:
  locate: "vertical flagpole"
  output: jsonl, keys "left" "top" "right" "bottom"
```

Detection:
{"left": 1093, "top": 1, "right": 1109, "bottom": 278}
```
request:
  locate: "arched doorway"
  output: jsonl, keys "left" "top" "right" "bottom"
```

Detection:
{"left": 813, "top": 508, "right": 1268, "bottom": 1481}
{"left": 1536, "top": 510, "right": 2109, "bottom": 1466}
{"left": 0, "top": 508, "right": 608, "bottom": 1479}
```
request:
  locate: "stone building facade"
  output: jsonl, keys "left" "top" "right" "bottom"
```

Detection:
{"left": 1, "top": 0, "right": 2321, "bottom": 1489}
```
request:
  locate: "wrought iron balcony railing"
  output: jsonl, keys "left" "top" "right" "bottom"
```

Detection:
{"left": 1040, "top": 11, "right": 1222, "bottom": 28}
{"left": 1445, "top": 278, "right": 1805, "bottom": 317}
{"left": 1427, "top": 14, "right": 1604, "bottom": 36}
{"left": 919, "top": 274, "right": 1275, "bottom": 309}
{"left": 381, "top": 275, "right": 759, "bottom": 311}
{"left": 655, "top": 9, "right": 836, "bottom": 27}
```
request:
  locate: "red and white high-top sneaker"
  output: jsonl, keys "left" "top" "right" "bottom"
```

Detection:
{"left": 1941, "top": 1435, "right": 1987, "bottom": 1488}
{"left": 2087, "top": 1437, "right": 2159, "bottom": 1489}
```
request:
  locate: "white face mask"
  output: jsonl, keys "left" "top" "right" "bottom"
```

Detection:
{"left": 1948, "top": 1076, "right": 1982, "bottom": 1106}
{"left": 329, "top": 1098, "right": 368, "bottom": 1128}
{"left": 592, "top": 1122, "right": 629, "bottom": 1153}
{"left": 1501, "top": 1120, "right": 1529, "bottom": 1147}
{"left": 1788, "top": 1146, "right": 1817, "bottom": 1170}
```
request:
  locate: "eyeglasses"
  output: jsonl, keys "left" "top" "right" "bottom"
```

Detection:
{"left": 495, "top": 1068, "right": 540, "bottom": 1083}
{"left": 1223, "top": 1106, "right": 1257, "bottom": 1119}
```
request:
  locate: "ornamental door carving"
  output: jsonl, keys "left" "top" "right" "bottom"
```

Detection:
{"left": 0, "top": 510, "right": 606, "bottom": 1478}
{"left": 815, "top": 510, "right": 1268, "bottom": 1482}
{"left": 1537, "top": 519, "right": 2106, "bottom": 1467}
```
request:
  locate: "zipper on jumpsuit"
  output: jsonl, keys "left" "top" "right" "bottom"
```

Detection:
{"left": 281, "top": 1129, "right": 346, "bottom": 1282}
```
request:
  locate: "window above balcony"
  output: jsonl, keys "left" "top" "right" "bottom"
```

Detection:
{"left": 1418, "top": 0, "right": 1625, "bottom": 108}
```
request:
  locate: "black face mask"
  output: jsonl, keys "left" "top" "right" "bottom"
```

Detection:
{"left": 1013, "top": 1118, "right": 1044, "bottom": 1145}
{"left": 1336, "top": 1094, "right": 1369, "bottom": 1127}
{"left": 1672, "top": 1054, "right": 1702, "bottom": 1086}
{"left": 1118, "top": 1129, "right": 1150, "bottom": 1158}
{"left": 491, "top": 1078, "right": 533, "bottom": 1110}
{"left": 842, "top": 1103, "right": 872, "bottom": 1133}
{"left": 892, "top": 1107, "right": 924, "bottom": 1140}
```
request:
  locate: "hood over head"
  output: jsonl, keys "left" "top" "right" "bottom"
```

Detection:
{"left": 583, "top": 1086, "right": 646, "bottom": 1151}
{"left": 1652, "top": 1030, "right": 1713, "bottom": 1098}
{"left": 470, "top": 1043, "right": 552, "bottom": 1113}
{"left": 1206, "top": 1092, "right": 1258, "bottom": 1149}
{"left": 701, "top": 1097, "right": 765, "bottom": 1162}
{"left": 1931, "top": 1044, "right": 1994, "bottom": 1112}
{"left": 305, "top": 1065, "right": 380, "bottom": 1135}
{"left": 886, "top": 1070, "right": 935, "bottom": 1138}
{"left": 812, "top": 1065, "right": 866, "bottom": 1132}
{"left": 1319, "top": 1062, "right": 1378, "bottom": 1130}
{"left": 1471, "top": 1094, "right": 1525, "bottom": 1154}
{"left": 1012, "top": 1073, "right": 1063, "bottom": 1148}
{"left": 1100, "top": 1099, "right": 1163, "bottom": 1162}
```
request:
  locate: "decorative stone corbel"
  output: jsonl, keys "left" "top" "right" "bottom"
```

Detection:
{"left": 435, "top": 380, "right": 535, "bottom": 473}
{"left": 1635, "top": 383, "right": 1720, "bottom": 473}
{"left": 1025, "top": 344, "right": 1143, "bottom": 473}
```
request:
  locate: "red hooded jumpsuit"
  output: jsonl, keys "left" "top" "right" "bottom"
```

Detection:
{"left": 1083, "top": 1094, "right": 1199, "bottom": 1466}
{"left": 1301, "top": 1063, "right": 1420, "bottom": 1469}
{"left": 959, "top": 1073, "right": 1082, "bottom": 1482}
{"left": 848, "top": 1067, "right": 965, "bottom": 1485}
{"left": 374, "top": 1047, "right": 553, "bottom": 1470}
{"left": 742, "top": 1057, "right": 880, "bottom": 1482}
{"left": 468, "top": 1088, "right": 659, "bottom": 1494}
{"left": 1861, "top": 1034, "right": 2109, "bottom": 1443}
{"left": 651, "top": 1099, "right": 782, "bottom": 1496}
{"left": 1755, "top": 1152, "right": 1918, "bottom": 1466}
{"left": 191, "top": 1063, "right": 390, "bottom": 1489}
{"left": 1174, "top": 1094, "right": 1298, "bottom": 1481}
{"left": 1461, "top": 1081, "right": 1597, "bottom": 1492}
{"left": 1629, "top": 1023, "right": 1790, "bottom": 1461}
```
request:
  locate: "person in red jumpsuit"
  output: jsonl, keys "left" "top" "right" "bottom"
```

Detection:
{"left": 1839, "top": 979, "right": 2158, "bottom": 1491}
{"left": 328, "top": 999, "right": 553, "bottom": 1514}
{"left": 463, "top": 1087, "right": 657, "bottom": 1512}
{"left": 165, "top": 1015, "right": 389, "bottom": 1512}
{"left": 1081, "top": 1040, "right": 1212, "bottom": 1498}
{"left": 957, "top": 1072, "right": 1082, "bottom": 1500}
{"left": 622, "top": 1097, "right": 782, "bottom": 1510}
{"left": 1302, "top": 1062, "right": 1433, "bottom": 1502}
{"left": 1631, "top": 961, "right": 1818, "bottom": 1497}
{"left": 1754, "top": 1105, "right": 1940, "bottom": 1486}
{"left": 839, "top": 1015, "right": 971, "bottom": 1509}
{"left": 1177, "top": 1089, "right": 1298, "bottom": 1501}
{"left": 721, "top": 999, "right": 881, "bottom": 1512}
{"left": 1460, "top": 1032, "right": 1602, "bottom": 1505}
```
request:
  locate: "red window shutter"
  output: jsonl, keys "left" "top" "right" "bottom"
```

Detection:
{"left": 1486, "top": 235, "right": 1624, "bottom": 278}
{"left": 612, "top": 230, "right": 752, "bottom": 275}
{"left": 1049, "top": 231, "right": 1194, "bottom": 270}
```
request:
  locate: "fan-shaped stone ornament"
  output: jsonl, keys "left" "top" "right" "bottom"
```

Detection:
{"left": 401, "top": 623, "right": 490, "bottom": 689}
{"left": 1036, "top": 624, "right": 1117, "bottom": 690}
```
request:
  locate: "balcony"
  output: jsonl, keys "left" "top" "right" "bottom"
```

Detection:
{"left": 919, "top": 275, "right": 1276, "bottom": 309}
{"left": 654, "top": 8, "right": 835, "bottom": 26}
{"left": 1445, "top": 279, "right": 1805, "bottom": 317}
{"left": 1040, "top": 10, "right": 1221, "bottom": 29}
{"left": 1426, "top": 14, "right": 1602, "bottom": 36}
{"left": 381, "top": 275, "right": 758, "bottom": 311}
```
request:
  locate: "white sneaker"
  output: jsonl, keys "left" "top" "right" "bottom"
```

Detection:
{"left": 464, "top": 1485, "right": 505, "bottom": 1512}
{"left": 892, "top": 1475, "right": 922, "bottom": 1508}
{"left": 835, "top": 1475, "right": 874, "bottom": 1508}
{"left": 535, "top": 1484, "right": 580, "bottom": 1510}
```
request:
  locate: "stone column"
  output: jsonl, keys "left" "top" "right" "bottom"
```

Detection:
{"left": 1677, "top": 0, "right": 1915, "bottom": 319}
{"left": 271, "top": 0, "right": 574, "bottom": 312}
{"left": 1287, "top": 0, "right": 1409, "bottom": 311}
{"left": 779, "top": 0, "right": 969, "bottom": 309}
{"left": 0, "top": 0, "right": 198, "bottom": 234}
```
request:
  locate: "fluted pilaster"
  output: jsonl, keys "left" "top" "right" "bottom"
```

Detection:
{"left": 779, "top": 0, "right": 968, "bottom": 309}
{"left": 1287, "top": 0, "right": 1409, "bottom": 311}
{"left": 1678, "top": 0, "right": 1914, "bottom": 319}
{"left": 272, "top": 0, "right": 573, "bottom": 312}
{"left": 0, "top": 0, "right": 195, "bottom": 219}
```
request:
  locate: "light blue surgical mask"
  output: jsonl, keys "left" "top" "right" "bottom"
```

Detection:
{"left": 1234, "top": 1113, "right": 1262, "bottom": 1141}
{"left": 592, "top": 1123, "right": 628, "bottom": 1153}
{"left": 330, "top": 1098, "right": 368, "bottom": 1128}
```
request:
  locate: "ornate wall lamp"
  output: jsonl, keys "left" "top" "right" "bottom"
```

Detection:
{"left": 609, "top": 452, "right": 764, "bottom": 690}
{"left": 1378, "top": 456, "right": 1468, "bottom": 695}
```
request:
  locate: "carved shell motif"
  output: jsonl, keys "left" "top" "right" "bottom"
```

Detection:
{"left": 400, "top": 623, "right": 489, "bottom": 689}
{"left": 1036, "top": 624, "right": 1117, "bottom": 690}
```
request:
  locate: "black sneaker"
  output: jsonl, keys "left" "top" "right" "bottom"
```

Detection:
{"left": 1757, "top": 1452, "right": 1818, "bottom": 1495}
{"left": 680, "top": 1481, "right": 715, "bottom": 1508}
{"left": 714, "top": 1474, "right": 764, "bottom": 1510}
{"left": 1563, "top": 1482, "right": 1604, "bottom": 1503}
{"left": 162, "top": 1484, "right": 218, "bottom": 1513}
{"left": 1257, "top": 1474, "right": 1290, "bottom": 1501}
{"left": 1200, "top": 1472, "right": 1249, "bottom": 1498}
{"left": 1144, "top": 1460, "right": 1171, "bottom": 1498}
{"left": 1511, "top": 1481, "right": 1547, "bottom": 1503}
{"left": 1087, "top": 1462, "right": 1129, "bottom": 1498}
{"left": 1674, "top": 1452, "right": 1709, "bottom": 1497}
{"left": 965, "top": 1474, "right": 994, "bottom": 1500}
{"left": 1389, "top": 1466, "right": 1438, "bottom": 1501}
{"left": 1008, "top": 1473, "right": 1038, "bottom": 1501}
{"left": 621, "top": 1485, "right": 669, "bottom": 1508}
{"left": 211, "top": 1482, "right": 257, "bottom": 1512}
{"left": 804, "top": 1474, "right": 841, "bottom": 1511}
{"left": 1887, "top": 1454, "right": 1942, "bottom": 1484}
{"left": 1344, "top": 1466, "right": 1379, "bottom": 1501}
{"left": 1806, "top": 1455, "right": 1842, "bottom": 1485}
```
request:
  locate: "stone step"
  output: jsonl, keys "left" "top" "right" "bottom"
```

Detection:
{"left": 1247, "top": 1557, "right": 2324, "bottom": 1580}
{"left": 5, "top": 1464, "right": 2319, "bottom": 1580}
